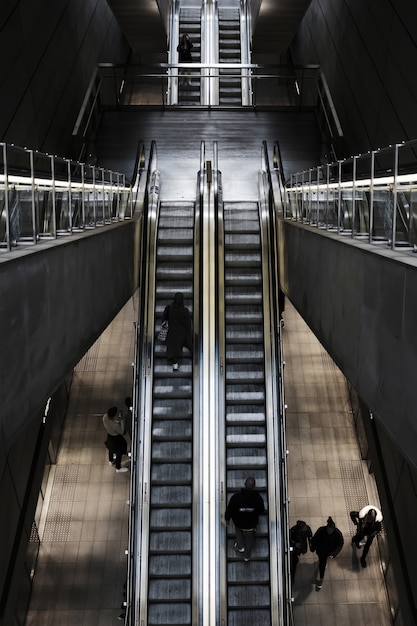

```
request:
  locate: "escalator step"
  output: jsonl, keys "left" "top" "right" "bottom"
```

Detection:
{"left": 150, "top": 508, "right": 191, "bottom": 528}
{"left": 149, "top": 555, "right": 191, "bottom": 577}
{"left": 227, "top": 562, "right": 270, "bottom": 582}
{"left": 151, "top": 463, "right": 192, "bottom": 484}
{"left": 152, "top": 441, "right": 192, "bottom": 461}
{"left": 148, "top": 578, "right": 191, "bottom": 600}
{"left": 226, "top": 449, "right": 267, "bottom": 467}
{"left": 150, "top": 531, "right": 192, "bottom": 552}
{"left": 152, "top": 419, "right": 192, "bottom": 440}
{"left": 147, "top": 602, "right": 191, "bottom": 625}
{"left": 226, "top": 411, "right": 265, "bottom": 425}
{"left": 228, "top": 585, "right": 271, "bottom": 606}
{"left": 151, "top": 485, "right": 192, "bottom": 506}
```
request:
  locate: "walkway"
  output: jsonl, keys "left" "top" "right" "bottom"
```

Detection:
{"left": 25, "top": 296, "right": 392, "bottom": 625}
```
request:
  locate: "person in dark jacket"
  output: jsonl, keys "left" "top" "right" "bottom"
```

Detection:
{"left": 225, "top": 477, "right": 266, "bottom": 562}
{"left": 311, "top": 516, "right": 344, "bottom": 590}
{"left": 177, "top": 33, "right": 193, "bottom": 84}
{"left": 163, "top": 292, "right": 192, "bottom": 371}
{"left": 350, "top": 505, "right": 383, "bottom": 568}
{"left": 290, "top": 519, "right": 312, "bottom": 584}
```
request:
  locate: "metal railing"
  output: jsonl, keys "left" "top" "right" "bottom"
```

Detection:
{"left": 284, "top": 139, "right": 417, "bottom": 251}
{"left": 259, "top": 141, "right": 294, "bottom": 625}
{"left": 0, "top": 143, "right": 137, "bottom": 254}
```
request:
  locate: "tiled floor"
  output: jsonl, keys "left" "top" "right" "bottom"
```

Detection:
{"left": 25, "top": 296, "right": 392, "bottom": 625}
{"left": 283, "top": 301, "right": 392, "bottom": 626}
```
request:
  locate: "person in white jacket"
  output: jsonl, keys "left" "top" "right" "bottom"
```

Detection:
{"left": 350, "top": 505, "right": 383, "bottom": 567}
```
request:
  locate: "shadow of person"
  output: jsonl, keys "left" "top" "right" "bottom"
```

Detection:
{"left": 292, "top": 561, "right": 320, "bottom": 604}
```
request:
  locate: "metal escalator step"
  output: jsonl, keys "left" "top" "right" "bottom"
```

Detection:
{"left": 150, "top": 508, "right": 192, "bottom": 528}
{"left": 157, "top": 246, "right": 193, "bottom": 259}
{"left": 227, "top": 561, "right": 270, "bottom": 583}
{"left": 148, "top": 602, "right": 191, "bottom": 626}
{"left": 158, "top": 216, "right": 194, "bottom": 228}
{"left": 152, "top": 419, "right": 192, "bottom": 440}
{"left": 158, "top": 228, "right": 193, "bottom": 240}
{"left": 148, "top": 578, "right": 191, "bottom": 600}
{"left": 151, "top": 485, "right": 192, "bottom": 506}
{"left": 225, "top": 364, "right": 264, "bottom": 382}
{"left": 228, "top": 584, "right": 271, "bottom": 606}
{"left": 149, "top": 531, "right": 191, "bottom": 553}
{"left": 152, "top": 399, "right": 192, "bottom": 417}
{"left": 156, "top": 266, "right": 194, "bottom": 280}
{"left": 226, "top": 433, "right": 266, "bottom": 446}
{"left": 225, "top": 308, "right": 263, "bottom": 323}
{"left": 225, "top": 385, "right": 265, "bottom": 403}
{"left": 225, "top": 327, "right": 263, "bottom": 342}
{"left": 226, "top": 411, "right": 265, "bottom": 425}
{"left": 153, "top": 379, "right": 192, "bottom": 399}
{"left": 152, "top": 441, "right": 192, "bottom": 461}
{"left": 226, "top": 469, "right": 267, "bottom": 489}
{"left": 225, "top": 270, "right": 262, "bottom": 284}
{"left": 224, "top": 252, "right": 261, "bottom": 265}
{"left": 226, "top": 346, "right": 264, "bottom": 362}
{"left": 228, "top": 610, "right": 271, "bottom": 626}
{"left": 149, "top": 554, "right": 191, "bottom": 576}
{"left": 226, "top": 449, "right": 267, "bottom": 466}
{"left": 151, "top": 463, "right": 192, "bottom": 484}
{"left": 225, "top": 287, "right": 262, "bottom": 301}
{"left": 225, "top": 233, "right": 260, "bottom": 247}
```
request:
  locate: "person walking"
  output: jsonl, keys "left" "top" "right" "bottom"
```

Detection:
{"left": 102, "top": 406, "right": 128, "bottom": 472}
{"left": 163, "top": 292, "right": 192, "bottom": 371}
{"left": 290, "top": 519, "right": 312, "bottom": 584}
{"left": 310, "top": 516, "right": 344, "bottom": 590}
{"left": 350, "top": 505, "right": 383, "bottom": 567}
{"left": 225, "top": 477, "right": 266, "bottom": 562}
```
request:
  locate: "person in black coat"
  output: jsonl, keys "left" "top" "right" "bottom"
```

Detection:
{"left": 225, "top": 477, "right": 266, "bottom": 562}
{"left": 311, "top": 516, "right": 344, "bottom": 590}
{"left": 163, "top": 292, "right": 192, "bottom": 371}
{"left": 177, "top": 33, "right": 193, "bottom": 85}
{"left": 290, "top": 519, "right": 312, "bottom": 584}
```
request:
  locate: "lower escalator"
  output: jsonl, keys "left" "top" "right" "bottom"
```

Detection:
{"left": 222, "top": 201, "right": 271, "bottom": 625}
{"left": 147, "top": 200, "right": 195, "bottom": 625}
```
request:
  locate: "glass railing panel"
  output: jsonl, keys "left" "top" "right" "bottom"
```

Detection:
{"left": 37, "top": 190, "right": 55, "bottom": 238}
{"left": 55, "top": 191, "right": 70, "bottom": 233}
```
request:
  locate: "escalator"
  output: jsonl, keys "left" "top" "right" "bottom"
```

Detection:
{"left": 218, "top": 8, "right": 242, "bottom": 106}
{"left": 147, "top": 200, "right": 195, "bottom": 625}
{"left": 221, "top": 201, "right": 271, "bottom": 625}
{"left": 178, "top": 8, "right": 201, "bottom": 106}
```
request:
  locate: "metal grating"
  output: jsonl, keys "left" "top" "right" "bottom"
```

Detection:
{"left": 42, "top": 465, "right": 79, "bottom": 542}
{"left": 339, "top": 460, "right": 369, "bottom": 536}
{"left": 74, "top": 338, "right": 100, "bottom": 372}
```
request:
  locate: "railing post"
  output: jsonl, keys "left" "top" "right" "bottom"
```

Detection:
{"left": 391, "top": 144, "right": 399, "bottom": 250}
{"left": 30, "top": 149, "right": 37, "bottom": 244}
{"left": 81, "top": 162, "right": 86, "bottom": 230}
{"left": 316, "top": 165, "right": 320, "bottom": 226}
{"left": 3, "top": 144, "right": 11, "bottom": 251}
{"left": 369, "top": 151, "right": 375, "bottom": 244}
{"left": 352, "top": 155, "right": 357, "bottom": 238}
{"left": 337, "top": 160, "right": 342, "bottom": 235}
{"left": 67, "top": 159, "right": 73, "bottom": 234}
{"left": 51, "top": 155, "right": 57, "bottom": 238}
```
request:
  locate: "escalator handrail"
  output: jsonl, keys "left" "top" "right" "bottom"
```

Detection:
{"left": 260, "top": 140, "right": 294, "bottom": 625}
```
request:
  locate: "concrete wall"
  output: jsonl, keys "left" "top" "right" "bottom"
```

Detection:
{"left": 290, "top": 0, "right": 417, "bottom": 157}
{"left": 278, "top": 219, "right": 417, "bottom": 470}
{"left": 0, "top": 0, "right": 130, "bottom": 157}
{"left": 0, "top": 219, "right": 141, "bottom": 455}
